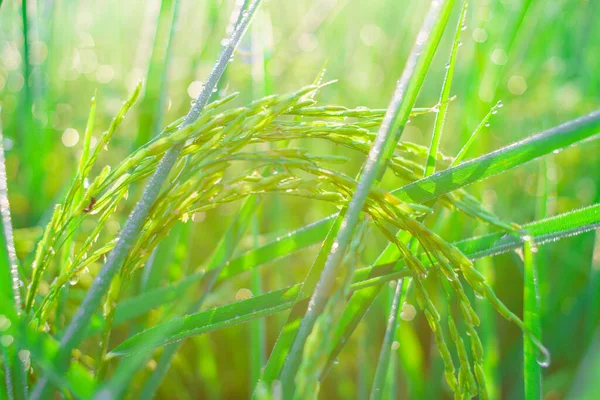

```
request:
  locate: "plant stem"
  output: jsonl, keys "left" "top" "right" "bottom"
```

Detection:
{"left": 373, "top": 4, "right": 465, "bottom": 397}
{"left": 474, "top": 254, "right": 500, "bottom": 398}
{"left": 0, "top": 112, "right": 20, "bottom": 313}
{"left": 29, "top": 1, "right": 263, "bottom": 398}
{"left": 452, "top": 101, "right": 501, "bottom": 166}
{"left": 135, "top": 0, "right": 181, "bottom": 149}
{"left": 279, "top": 1, "right": 457, "bottom": 395}
{"left": 369, "top": 279, "right": 406, "bottom": 400}
{"left": 250, "top": 8, "right": 268, "bottom": 389}
{"left": 523, "top": 238, "right": 543, "bottom": 399}
{"left": 425, "top": 0, "right": 467, "bottom": 176}
{"left": 0, "top": 110, "right": 28, "bottom": 400}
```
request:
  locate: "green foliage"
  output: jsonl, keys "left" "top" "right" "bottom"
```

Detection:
{"left": 0, "top": 0, "right": 599, "bottom": 399}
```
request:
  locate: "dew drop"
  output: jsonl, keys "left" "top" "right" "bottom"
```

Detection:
{"left": 536, "top": 343, "right": 551, "bottom": 368}
{"left": 69, "top": 275, "right": 79, "bottom": 286}
{"left": 484, "top": 122, "right": 491, "bottom": 127}
{"left": 400, "top": 303, "right": 417, "bottom": 321}
{"left": 235, "top": 288, "right": 254, "bottom": 301}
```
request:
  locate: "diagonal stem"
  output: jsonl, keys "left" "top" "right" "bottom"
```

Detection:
{"left": 29, "top": 1, "right": 263, "bottom": 398}
{"left": 278, "top": 0, "right": 456, "bottom": 395}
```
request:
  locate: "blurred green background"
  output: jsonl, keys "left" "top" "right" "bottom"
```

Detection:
{"left": 1, "top": 0, "right": 599, "bottom": 398}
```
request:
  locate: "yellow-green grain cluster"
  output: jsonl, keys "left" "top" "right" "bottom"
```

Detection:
{"left": 24, "top": 83, "right": 545, "bottom": 399}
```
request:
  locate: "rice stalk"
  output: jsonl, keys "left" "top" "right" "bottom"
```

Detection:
{"left": 28, "top": 1, "right": 264, "bottom": 398}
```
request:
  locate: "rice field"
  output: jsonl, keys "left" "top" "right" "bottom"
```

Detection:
{"left": 0, "top": 0, "right": 599, "bottom": 399}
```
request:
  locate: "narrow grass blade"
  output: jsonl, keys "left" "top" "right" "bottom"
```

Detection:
{"left": 0, "top": 111, "right": 27, "bottom": 400}
{"left": 369, "top": 279, "right": 407, "bottom": 400}
{"left": 396, "top": 110, "right": 600, "bottom": 204}
{"left": 374, "top": 3, "right": 466, "bottom": 396}
{"left": 101, "top": 216, "right": 334, "bottom": 328}
{"left": 136, "top": 195, "right": 259, "bottom": 398}
{"left": 474, "top": 255, "right": 500, "bottom": 398}
{"left": 54, "top": 95, "right": 97, "bottom": 332}
{"left": 19, "top": 0, "right": 46, "bottom": 219}
{"left": 278, "top": 2, "right": 458, "bottom": 394}
{"left": 523, "top": 238, "right": 543, "bottom": 399}
{"left": 220, "top": 215, "right": 335, "bottom": 281}
{"left": 534, "top": 160, "right": 551, "bottom": 319}
{"left": 109, "top": 204, "right": 600, "bottom": 355}
{"left": 221, "top": 111, "right": 600, "bottom": 283}
{"left": 250, "top": 10, "right": 270, "bottom": 388}
{"left": 452, "top": 101, "right": 502, "bottom": 166}
{"left": 257, "top": 214, "right": 345, "bottom": 390}
{"left": 130, "top": 0, "right": 183, "bottom": 329}
{"left": 95, "top": 319, "right": 185, "bottom": 399}
{"left": 108, "top": 203, "right": 600, "bottom": 333}
{"left": 111, "top": 285, "right": 303, "bottom": 356}
{"left": 135, "top": 0, "right": 181, "bottom": 148}
{"left": 425, "top": 0, "right": 468, "bottom": 176}
{"left": 524, "top": 166, "right": 547, "bottom": 400}
{"left": 1, "top": 349, "right": 10, "bottom": 400}
{"left": 457, "top": 204, "right": 600, "bottom": 260}
{"left": 16, "top": 323, "right": 95, "bottom": 398}
{"left": 0, "top": 112, "right": 20, "bottom": 315}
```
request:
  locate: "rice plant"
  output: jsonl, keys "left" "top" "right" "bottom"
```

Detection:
{"left": 1, "top": 0, "right": 599, "bottom": 399}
